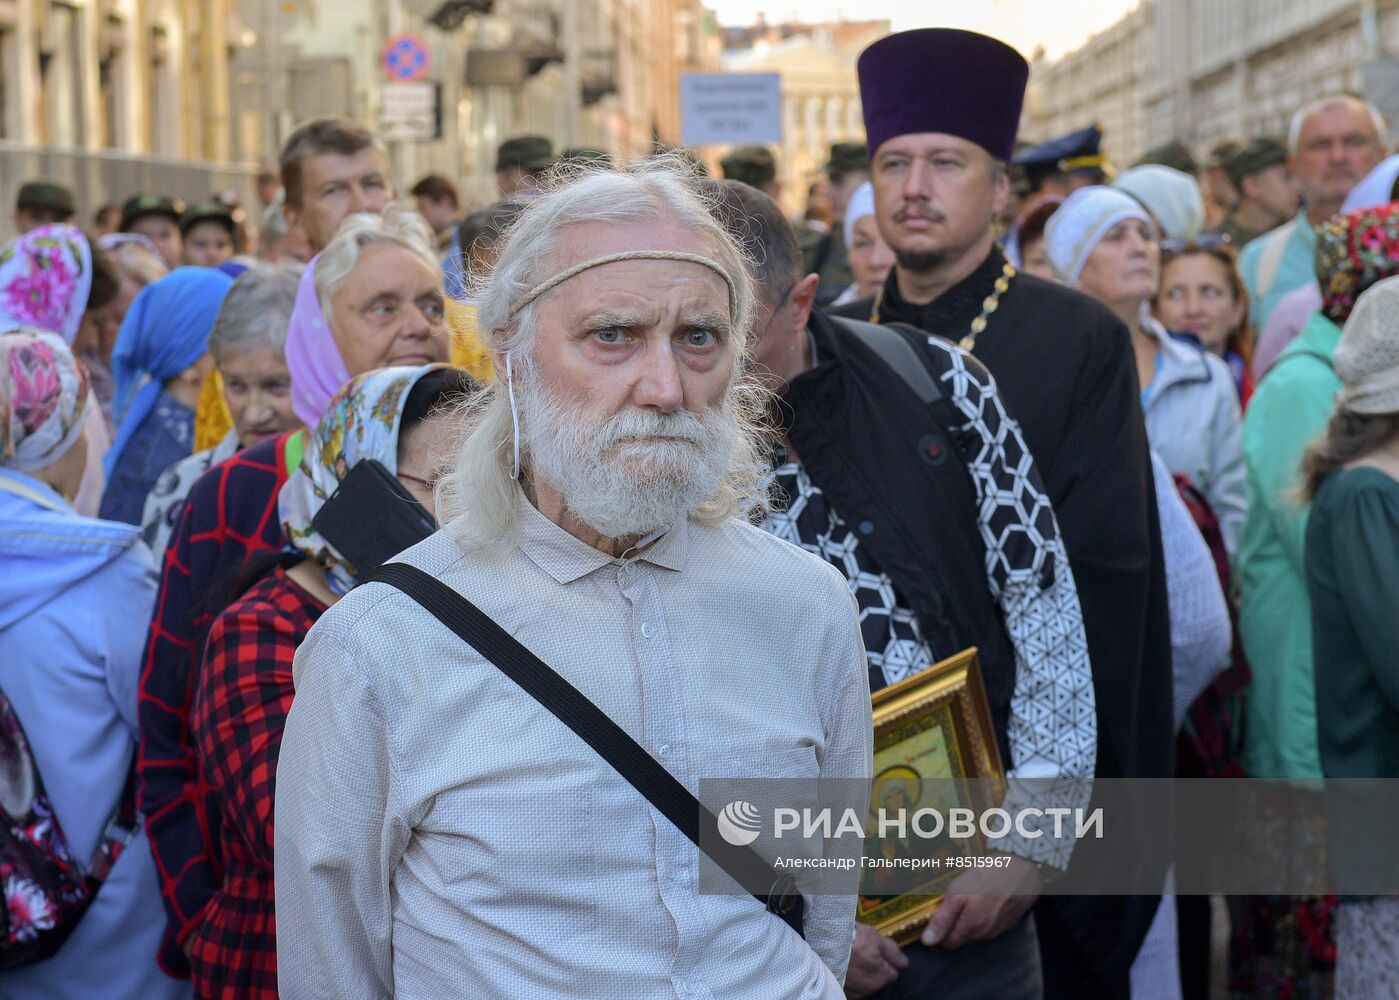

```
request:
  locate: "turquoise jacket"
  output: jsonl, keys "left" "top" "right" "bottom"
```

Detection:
{"left": 1237, "top": 310, "right": 1341, "bottom": 779}
{"left": 1238, "top": 210, "right": 1317, "bottom": 333}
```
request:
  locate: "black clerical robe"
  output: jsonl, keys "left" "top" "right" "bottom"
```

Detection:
{"left": 832, "top": 250, "right": 1173, "bottom": 999}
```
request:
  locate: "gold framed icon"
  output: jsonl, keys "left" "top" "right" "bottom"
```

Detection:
{"left": 857, "top": 647, "right": 1006, "bottom": 945}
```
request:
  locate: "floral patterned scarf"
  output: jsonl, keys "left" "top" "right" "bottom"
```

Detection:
{"left": 0, "top": 225, "right": 93, "bottom": 345}
{"left": 1316, "top": 200, "right": 1399, "bottom": 325}
{"left": 0, "top": 328, "right": 90, "bottom": 472}
{"left": 279, "top": 364, "right": 445, "bottom": 593}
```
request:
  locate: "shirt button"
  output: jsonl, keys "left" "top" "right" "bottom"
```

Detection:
{"left": 641, "top": 622, "right": 654, "bottom": 639}
{"left": 658, "top": 743, "right": 670, "bottom": 758}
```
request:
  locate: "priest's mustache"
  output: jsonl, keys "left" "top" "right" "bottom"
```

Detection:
{"left": 894, "top": 206, "right": 948, "bottom": 224}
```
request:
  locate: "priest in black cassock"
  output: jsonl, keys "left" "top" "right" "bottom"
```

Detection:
{"left": 830, "top": 28, "right": 1173, "bottom": 1000}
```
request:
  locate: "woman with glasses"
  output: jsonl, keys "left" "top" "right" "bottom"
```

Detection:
{"left": 1044, "top": 185, "right": 1246, "bottom": 554}
{"left": 1154, "top": 236, "right": 1256, "bottom": 407}
{"left": 186, "top": 364, "right": 471, "bottom": 1000}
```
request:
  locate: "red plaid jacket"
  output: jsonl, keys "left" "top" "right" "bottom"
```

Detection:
{"left": 189, "top": 567, "right": 324, "bottom": 998}
{"left": 136, "top": 432, "right": 294, "bottom": 976}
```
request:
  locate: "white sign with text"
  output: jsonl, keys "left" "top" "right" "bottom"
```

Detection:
{"left": 379, "top": 82, "right": 436, "bottom": 142}
{"left": 680, "top": 72, "right": 782, "bottom": 146}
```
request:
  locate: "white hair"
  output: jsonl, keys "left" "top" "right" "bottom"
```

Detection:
{"left": 313, "top": 204, "right": 437, "bottom": 317}
{"left": 1288, "top": 95, "right": 1388, "bottom": 153}
{"left": 209, "top": 261, "right": 304, "bottom": 363}
{"left": 438, "top": 157, "right": 772, "bottom": 546}
{"left": 468, "top": 155, "right": 756, "bottom": 360}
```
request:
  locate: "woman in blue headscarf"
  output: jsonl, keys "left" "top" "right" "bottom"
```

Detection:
{"left": 99, "top": 266, "right": 233, "bottom": 524}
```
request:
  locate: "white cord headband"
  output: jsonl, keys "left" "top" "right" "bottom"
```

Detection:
{"left": 507, "top": 250, "right": 738, "bottom": 319}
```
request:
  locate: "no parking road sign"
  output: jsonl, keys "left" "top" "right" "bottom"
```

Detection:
{"left": 383, "top": 33, "right": 431, "bottom": 82}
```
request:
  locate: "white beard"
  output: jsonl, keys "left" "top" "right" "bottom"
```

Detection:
{"left": 517, "top": 364, "right": 737, "bottom": 539}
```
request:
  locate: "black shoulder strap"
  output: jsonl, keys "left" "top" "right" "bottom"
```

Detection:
{"left": 828, "top": 315, "right": 977, "bottom": 471}
{"left": 361, "top": 561, "right": 806, "bottom": 937}
{"left": 834, "top": 316, "right": 945, "bottom": 406}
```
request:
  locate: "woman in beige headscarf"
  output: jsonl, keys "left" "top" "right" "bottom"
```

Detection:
{"left": 1301, "top": 273, "right": 1399, "bottom": 1000}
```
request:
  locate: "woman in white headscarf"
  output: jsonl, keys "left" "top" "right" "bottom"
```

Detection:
{"left": 1113, "top": 164, "right": 1206, "bottom": 242}
{"left": 1044, "top": 184, "right": 1246, "bottom": 553}
{"left": 830, "top": 182, "right": 894, "bottom": 306}
{"left": 1046, "top": 185, "right": 1236, "bottom": 1000}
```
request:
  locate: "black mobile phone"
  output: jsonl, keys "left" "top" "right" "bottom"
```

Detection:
{"left": 310, "top": 459, "right": 436, "bottom": 577}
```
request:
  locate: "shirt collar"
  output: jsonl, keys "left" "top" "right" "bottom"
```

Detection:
{"left": 513, "top": 487, "right": 689, "bottom": 583}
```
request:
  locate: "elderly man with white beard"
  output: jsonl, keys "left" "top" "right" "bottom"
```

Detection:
{"left": 273, "top": 161, "right": 874, "bottom": 999}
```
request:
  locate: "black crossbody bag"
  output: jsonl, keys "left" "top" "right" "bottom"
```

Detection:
{"left": 362, "top": 562, "right": 806, "bottom": 938}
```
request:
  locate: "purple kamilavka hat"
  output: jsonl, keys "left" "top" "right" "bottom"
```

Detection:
{"left": 857, "top": 29, "right": 1029, "bottom": 162}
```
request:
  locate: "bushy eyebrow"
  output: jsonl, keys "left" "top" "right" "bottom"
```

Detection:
{"left": 682, "top": 310, "right": 731, "bottom": 332}
{"left": 577, "top": 309, "right": 649, "bottom": 329}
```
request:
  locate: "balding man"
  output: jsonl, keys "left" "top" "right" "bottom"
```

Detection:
{"left": 1239, "top": 96, "right": 1388, "bottom": 329}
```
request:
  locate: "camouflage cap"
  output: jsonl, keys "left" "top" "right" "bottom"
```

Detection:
{"left": 16, "top": 181, "right": 75, "bottom": 217}
{"left": 1133, "top": 138, "right": 1199, "bottom": 176}
{"left": 179, "top": 200, "right": 237, "bottom": 235}
{"left": 825, "top": 141, "right": 870, "bottom": 178}
{"left": 1226, "top": 136, "right": 1288, "bottom": 187}
{"left": 720, "top": 145, "right": 777, "bottom": 189}
{"left": 120, "top": 193, "right": 186, "bottom": 231}
{"left": 496, "top": 135, "right": 555, "bottom": 173}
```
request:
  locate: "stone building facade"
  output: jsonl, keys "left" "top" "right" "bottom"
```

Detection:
{"left": 1022, "top": 0, "right": 1399, "bottom": 166}
{"left": 0, "top": 0, "right": 720, "bottom": 235}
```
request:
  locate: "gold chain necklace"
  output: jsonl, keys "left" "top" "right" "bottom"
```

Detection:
{"left": 870, "top": 259, "right": 1017, "bottom": 352}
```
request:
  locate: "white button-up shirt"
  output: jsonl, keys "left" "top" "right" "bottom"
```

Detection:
{"left": 275, "top": 492, "right": 873, "bottom": 999}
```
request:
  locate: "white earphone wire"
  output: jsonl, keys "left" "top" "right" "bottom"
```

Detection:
{"left": 505, "top": 350, "right": 521, "bottom": 481}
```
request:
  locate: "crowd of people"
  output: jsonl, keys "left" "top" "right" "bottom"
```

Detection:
{"left": 0, "top": 22, "right": 1396, "bottom": 1000}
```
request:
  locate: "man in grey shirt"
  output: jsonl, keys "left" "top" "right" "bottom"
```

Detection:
{"left": 275, "top": 160, "right": 874, "bottom": 998}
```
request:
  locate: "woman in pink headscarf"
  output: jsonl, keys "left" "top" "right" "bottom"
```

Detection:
{"left": 284, "top": 207, "right": 450, "bottom": 427}
{"left": 0, "top": 224, "right": 120, "bottom": 514}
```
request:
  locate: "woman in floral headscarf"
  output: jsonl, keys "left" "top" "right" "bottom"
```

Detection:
{"left": 1230, "top": 201, "right": 1399, "bottom": 1000}
{"left": 0, "top": 224, "right": 120, "bottom": 516}
{"left": 187, "top": 363, "right": 472, "bottom": 1000}
{"left": 0, "top": 330, "right": 185, "bottom": 1000}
